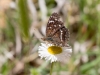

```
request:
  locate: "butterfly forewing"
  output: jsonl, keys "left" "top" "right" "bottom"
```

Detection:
{"left": 44, "top": 12, "right": 70, "bottom": 47}
{"left": 46, "top": 13, "right": 62, "bottom": 37}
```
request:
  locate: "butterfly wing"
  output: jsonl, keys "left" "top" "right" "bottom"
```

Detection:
{"left": 46, "top": 13, "right": 62, "bottom": 37}
{"left": 52, "top": 26, "right": 70, "bottom": 46}
{"left": 45, "top": 12, "right": 70, "bottom": 46}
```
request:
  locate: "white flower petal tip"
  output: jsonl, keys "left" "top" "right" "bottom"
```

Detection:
{"left": 38, "top": 43, "right": 72, "bottom": 63}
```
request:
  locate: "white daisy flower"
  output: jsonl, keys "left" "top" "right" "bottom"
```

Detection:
{"left": 38, "top": 43, "right": 72, "bottom": 63}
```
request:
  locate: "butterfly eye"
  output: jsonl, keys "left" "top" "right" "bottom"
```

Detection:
{"left": 47, "top": 37, "right": 53, "bottom": 41}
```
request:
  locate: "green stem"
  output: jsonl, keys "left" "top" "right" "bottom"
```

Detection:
{"left": 50, "top": 62, "right": 54, "bottom": 75}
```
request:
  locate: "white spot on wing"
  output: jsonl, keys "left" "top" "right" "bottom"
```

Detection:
{"left": 54, "top": 25, "right": 56, "bottom": 27}
{"left": 49, "top": 20, "right": 54, "bottom": 23}
{"left": 55, "top": 18, "right": 57, "bottom": 21}
{"left": 59, "top": 25, "right": 61, "bottom": 27}
{"left": 60, "top": 30, "right": 63, "bottom": 41}
{"left": 61, "top": 30, "right": 63, "bottom": 32}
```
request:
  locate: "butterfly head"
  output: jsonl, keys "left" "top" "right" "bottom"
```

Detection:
{"left": 42, "top": 37, "right": 54, "bottom": 42}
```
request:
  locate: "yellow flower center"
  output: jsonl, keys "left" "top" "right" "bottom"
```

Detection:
{"left": 48, "top": 46, "right": 62, "bottom": 55}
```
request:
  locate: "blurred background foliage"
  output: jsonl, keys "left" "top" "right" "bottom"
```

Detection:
{"left": 0, "top": 0, "right": 100, "bottom": 75}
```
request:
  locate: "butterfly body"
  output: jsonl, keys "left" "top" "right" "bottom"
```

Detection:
{"left": 43, "top": 12, "right": 70, "bottom": 47}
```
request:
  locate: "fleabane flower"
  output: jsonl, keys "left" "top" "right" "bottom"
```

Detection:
{"left": 38, "top": 43, "right": 72, "bottom": 63}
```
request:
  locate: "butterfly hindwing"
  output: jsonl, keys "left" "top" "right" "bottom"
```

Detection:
{"left": 52, "top": 27, "right": 69, "bottom": 46}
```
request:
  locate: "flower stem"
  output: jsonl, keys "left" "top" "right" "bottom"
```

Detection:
{"left": 50, "top": 62, "right": 54, "bottom": 75}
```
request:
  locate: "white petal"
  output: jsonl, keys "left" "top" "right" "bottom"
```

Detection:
{"left": 38, "top": 43, "right": 72, "bottom": 63}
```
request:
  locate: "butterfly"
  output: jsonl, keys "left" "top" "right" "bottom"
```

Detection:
{"left": 42, "top": 12, "right": 70, "bottom": 47}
